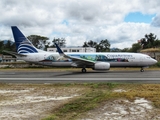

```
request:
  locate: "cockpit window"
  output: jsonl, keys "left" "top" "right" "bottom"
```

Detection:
{"left": 146, "top": 56, "right": 151, "bottom": 59}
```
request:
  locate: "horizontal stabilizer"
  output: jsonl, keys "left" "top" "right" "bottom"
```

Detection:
{"left": 3, "top": 50, "right": 27, "bottom": 57}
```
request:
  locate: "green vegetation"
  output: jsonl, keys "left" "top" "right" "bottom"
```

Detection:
{"left": 152, "top": 61, "right": 160, "bottom": 67}
{"left": 43, "top": 83, "right": 160, "bottom": 120}
{"left": 114, "top": 84, "right": 160, "bottom": 108}
{"left": 83, "top": 39, "right": 110, "bottom": 52}
{"left": 0, "top": 82, "right": 160, "bottom": 119}
{"left": 0, "top": 40, "right": 16, "bottom": 54}
{"left": 1, "top": 32, "right": 160, "bottom": 53}
{"left": 120, "top": 33, "right": 160, "bottom": 52}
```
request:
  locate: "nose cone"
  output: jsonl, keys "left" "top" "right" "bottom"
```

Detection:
{"left": 152, "top": 59, "right": 157, "bottom": 64}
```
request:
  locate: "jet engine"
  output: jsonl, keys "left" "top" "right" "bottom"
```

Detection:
{"left": 93, "top": 62, "right": 110, "bottom": 70}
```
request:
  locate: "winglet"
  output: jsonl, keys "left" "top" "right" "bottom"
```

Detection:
{"left": 55, "top": 43, "right": 64, "bottom": 56}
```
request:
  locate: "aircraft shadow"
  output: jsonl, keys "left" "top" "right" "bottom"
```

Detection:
{"left": 52, "top": 70, "right": 147, "bottom": 77}
{"left": 52, "top": 71, "right": 109, "bottom": 77}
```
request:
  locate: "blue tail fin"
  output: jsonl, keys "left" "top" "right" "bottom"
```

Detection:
{"left": 11, "top": 26, "right": 38, "bottom": 54}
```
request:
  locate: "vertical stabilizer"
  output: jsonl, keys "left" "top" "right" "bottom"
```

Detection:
{"left": 11, "top": 26, "right": 38, "bottom": 54}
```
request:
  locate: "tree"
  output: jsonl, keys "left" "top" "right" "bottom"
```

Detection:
{"left": 0, "top": 40, "right": 16, "bottom": 55}
{"left": 97, "top": 39, "right": 110, "bottom": 52}
{"left": 1, "top": 40, "right": 16, "bottom": 52}
{"left": 27, "top": 35, "right": 49, "bottom": 50}
{"left": 83, "top": 40, "right": 97, "bottom": 48}
{"left": 82, "top": 39, "right": 110, "bottom": 52}
{"left": 153, "top": 39, "right": 160, "bottom": 48}
{"left": 51, "top": 38, "right": 66, "bottom": 48}
{"left": 130, "top": 43, "right": 141, "bottom": 53}
{"left": 4, "top": 40, "right": 12, "bottom": 50}
{"left": 0, "top": 41, "right": 4, "bottom": 53}
{"left": 140, "top": 33, "right": 158, "bottom": 49}
{"left": 121, "top": 48, "right": 130, "bottom": 52}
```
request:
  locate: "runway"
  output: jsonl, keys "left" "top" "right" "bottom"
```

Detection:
{"left": 0, "top": 70, "right": 160, "bottom": 83}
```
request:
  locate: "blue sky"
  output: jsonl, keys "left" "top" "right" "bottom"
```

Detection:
{"left": 124, "top": 12, "right": 155, "bottom": 23}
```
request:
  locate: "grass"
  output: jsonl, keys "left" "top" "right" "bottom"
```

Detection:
{"left": 43, "top": 89, "right": 108, "bottom": 119}
{"left": 0, "top": 83, "right": 160, "bottom": 119}
{"left": 43, "top": 83, "right": 160, "bottom": 120}
{"left": 0, "top": 78, "right": 160, "bottom": 119}
{"left": 114, "top": 84, "right": 160, "bottom": 108}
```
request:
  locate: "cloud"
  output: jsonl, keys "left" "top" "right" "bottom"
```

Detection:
{"left": 0, "top": 0, "right": 160, "bottom": 49}
{"left": 65, "top": 0, "right": 103, "bottom": 23}
{"left": 151, "top": 14, "right": 160, "bottom": 27}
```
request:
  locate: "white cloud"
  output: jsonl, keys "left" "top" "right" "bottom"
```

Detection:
{"left": 151, "top": 13, "right": 160, "bottom": 27}
{"left": 0, "top": 0, "right": 160, "bottom": 49}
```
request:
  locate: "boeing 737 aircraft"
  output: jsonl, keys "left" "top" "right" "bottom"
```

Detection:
{"left": 4, "top": 26, "right": 157, "bottom": 73}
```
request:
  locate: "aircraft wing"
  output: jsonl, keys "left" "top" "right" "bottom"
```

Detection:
{"left": 67, "top": 55, "right": 96, "bottom": 66}
{"left": 55, "top": 43, "right": 95, "bottom": 66}
{"left": 3, "top": 50, "right": 27, "bottom": 57}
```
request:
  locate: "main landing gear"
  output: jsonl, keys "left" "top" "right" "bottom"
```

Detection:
{"left": 81, "top": 68, "right": 87, "bottom": 73}
{"left": 140, "top": 67, "right": 144, "bottom": 72}
{"left": 82, "top": 67, "right": 145, "bottom": 73}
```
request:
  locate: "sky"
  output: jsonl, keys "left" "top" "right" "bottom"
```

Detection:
{"left": 1, "top": 0, "right": 160, "bottom": 49}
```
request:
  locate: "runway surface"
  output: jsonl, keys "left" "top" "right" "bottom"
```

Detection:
{"left": 0, "top": 70, "right": 160, "bottom": 83}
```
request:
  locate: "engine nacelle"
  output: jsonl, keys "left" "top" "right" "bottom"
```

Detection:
{"left": 93, "top": 62, "right": 110, "bottom": 70}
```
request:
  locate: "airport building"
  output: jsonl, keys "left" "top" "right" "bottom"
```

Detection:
{"left": 47, "top": 47, "right": 96, "bottom": 53}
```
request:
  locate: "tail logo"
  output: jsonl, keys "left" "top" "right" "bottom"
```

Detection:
{"left": 17, "top": 39, "right": 38, "bottom": 54}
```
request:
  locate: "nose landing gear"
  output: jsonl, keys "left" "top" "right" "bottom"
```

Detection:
{"left": 81, "top": 68, "right": 87, "bottom": 73}
{"left": 140, "top": 67, "right": 144, "bottom": 72}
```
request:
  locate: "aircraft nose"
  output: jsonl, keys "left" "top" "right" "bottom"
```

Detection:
{"left": 152, "top": 59, "right": 157, "bottom": 64}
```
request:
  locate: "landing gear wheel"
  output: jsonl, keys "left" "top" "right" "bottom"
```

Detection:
{"left": 140, "top": 68, "right": 144, "bottom": 72}
{"left": 82, "top": 68, "right": 87, "bottom": 73}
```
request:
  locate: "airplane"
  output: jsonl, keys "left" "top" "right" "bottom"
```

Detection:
{"left": 4, "top": 26, "right": 157, "bottom": 73}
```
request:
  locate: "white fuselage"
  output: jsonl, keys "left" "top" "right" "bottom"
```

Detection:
{"left": 16, "top": 52, "right": 157, "bottom": 68}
